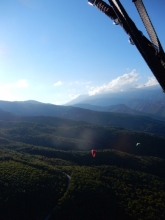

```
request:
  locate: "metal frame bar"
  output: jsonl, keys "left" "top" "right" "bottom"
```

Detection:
{"left": 88, "top": 0, "right": 165, "bottom": 91}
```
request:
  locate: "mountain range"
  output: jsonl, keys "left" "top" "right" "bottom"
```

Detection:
{"left": 0, "top": 101, "right": 165, "bottom": 138}
{"left": 1, "top": 86, "right": 165, "bottom": 219}
{"left": 0, "top": 85, "right": 165, "bottom": 138}
{"left": 66, "top": 85, "right": 165, "bottom": 118}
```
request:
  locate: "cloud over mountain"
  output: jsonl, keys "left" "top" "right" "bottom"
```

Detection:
{"left": 88, "top": 70, "right": 138, "bottom": 95}
{"left": 88, "top": 70, "right": 159, "bottom": 96}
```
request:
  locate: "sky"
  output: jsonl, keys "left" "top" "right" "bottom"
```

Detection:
{"left": 0, "top": 0, "right": 165, "bottom": 104}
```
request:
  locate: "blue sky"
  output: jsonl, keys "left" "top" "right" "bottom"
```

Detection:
{"left": 0, "top": 0, "right": 164, "bottom": 104}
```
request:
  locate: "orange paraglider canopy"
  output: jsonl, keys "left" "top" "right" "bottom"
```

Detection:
{"left": 91, "top": 149, "right": 96, "bottom": 157}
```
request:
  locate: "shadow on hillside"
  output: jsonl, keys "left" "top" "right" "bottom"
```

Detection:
{"left": 51, "top": 183, "right": 133, "bottom": 220}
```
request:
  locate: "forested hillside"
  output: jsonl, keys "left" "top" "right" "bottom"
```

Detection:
{"left": 1, "top": 120, "right": 165, "bottom": 158}
{"left": 1, "top": 146, "right": 165, "bottom": 220}
{"left": 0, "top": 114, "right": 165, "bottom": 219}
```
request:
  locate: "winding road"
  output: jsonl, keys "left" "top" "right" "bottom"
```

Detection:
{"left": 44, "top": 174, "right": 71, "bottom": 220}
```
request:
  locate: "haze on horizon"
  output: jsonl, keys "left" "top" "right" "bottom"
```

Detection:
{"left": 0, "top": 0, "right": 164, "bottom": 105}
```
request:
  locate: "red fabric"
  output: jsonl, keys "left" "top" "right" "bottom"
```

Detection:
{"left": 91, "top": 149, "right": 96, "bottom": 157}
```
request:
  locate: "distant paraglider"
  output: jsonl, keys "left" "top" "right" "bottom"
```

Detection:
{"left": 91, "top": 149, "right": 96, "bottom": 157}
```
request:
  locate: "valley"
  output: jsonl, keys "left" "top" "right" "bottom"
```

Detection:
{"left": 0, "top": 103, "right": 165, "bottom": 219}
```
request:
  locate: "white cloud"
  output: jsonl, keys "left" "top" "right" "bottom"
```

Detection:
{"left": 137, "top": 76, "right": 158, "bottom": 88}
{"left": 69, "top": 81, "right": 81, "bottom": 85}
{"left": 69, "top": 94, "right": 80, "bottom": 100}
{"left": 69, "top": 81, "right": 91, "bottom": 86}
{"left": 15, "top": 79, "right": 28, "bottom": 88}
{"left": 0, "top": 79, "right": 29, "bottom": 101}
{"left": 88, "top": 70, "right": 138, "bottom": 96}
{"left": 53, "top": 81, "right": 63, "bottom": 86}
{"left": 68, "top": 89, "right": 76, "bottom": 92}
{"left": 0, "top": 91, "right": 16, "bottom": 101}
{"left": 145, "top": 77, "right": 158, "bottom": 86}
{"left": 4, "top": 79, "right": 28, "bottom": 89}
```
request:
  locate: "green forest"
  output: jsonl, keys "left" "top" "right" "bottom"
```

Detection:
{"left": 0, "top": 114, "right": 165, "bottom": 219}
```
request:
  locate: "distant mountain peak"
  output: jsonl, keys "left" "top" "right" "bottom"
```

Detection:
{"left": 18, "top": 100, "right": 42, "bottom": 104}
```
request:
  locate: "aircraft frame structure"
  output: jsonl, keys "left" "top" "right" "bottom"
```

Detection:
{"left": 88, "top": 0, "right": 165, "bottom": 92}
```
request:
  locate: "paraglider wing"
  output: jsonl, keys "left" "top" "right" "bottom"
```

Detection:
{"left": 91, "top": 149, "right": 96, "bottom": 157}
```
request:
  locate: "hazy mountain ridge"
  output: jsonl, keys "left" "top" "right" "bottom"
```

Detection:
{"left": 1, "top": 101, "right": 165, "bottom": 137}
{"left": 72, "top": 103, "right": 165, "bottom": 122}
{"left": 67, "top": 86, "right": 165, "bottom": 104}
{"left": 66, "top": 86, "right": 165, "bottom": 117}
{"left": 72, "top": 103, "right": 154, "bottom": 115}
{"left": 72, "top": 103, "right": 138, "bottom": 113}
{"left": 125, "top": 99, "right": 165, "bottom": 116}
